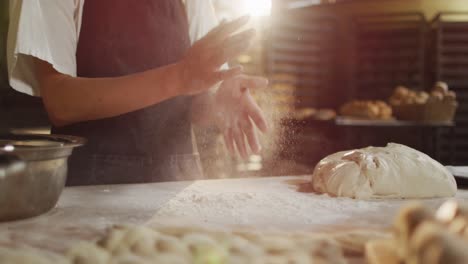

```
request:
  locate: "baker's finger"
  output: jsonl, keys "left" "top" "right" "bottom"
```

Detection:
{"left": 227, "top": 28, "right": 256, "bottom": 46}
{"left": 233, "top": 125, "right": 248, "bottom": 160}
{"left": 223, "top": 129, "right": 236, "bottom": 156}
{"left": 222, "top": 29, "right": 255, "bottom": 53}
{"left": 245, "top": 94, "right": 268, "bottom": 133}
{"left": 239, "top": 76, "right": 269, "bottom": 90}
{"left": 207, "top": 15, "right": 251, "bottom": 43}
{"left": 240, "top": 114, "right": 261, "bottom": 154}
{"left": 211, "top": 66, "right": 243, "bottom": 84}
{"left": 209, "top": 29, "right": 255, "bottom": 66}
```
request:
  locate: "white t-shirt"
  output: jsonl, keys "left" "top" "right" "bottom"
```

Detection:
{"left": 7, "top": 0, "right": 219, "bottom": 97}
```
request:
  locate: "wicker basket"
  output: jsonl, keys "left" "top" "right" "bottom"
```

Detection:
{"left": 393, "top": 98, "right": 458, "bottom": 122}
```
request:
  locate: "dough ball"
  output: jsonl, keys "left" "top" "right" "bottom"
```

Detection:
{"left": 305, "top": 237, "right": 346, "bottom": 263}
{"left": 446, "top": 91, "right": 457, "bottom": 100}
{"left": 409, "top": 222, "right": 468, "bottom": 264}
{"left": 112, "top": 254, "right": 151, "bottom": 264}
{"left": 403, "top": 96, "right": 415, "bottom": 104}
{"left": 223, "top": 235, "right": 263, "bottom": 257}
{"left": 433, "top": 82, "right": 449, "bottom": 95}
{"left": 315, "top": 109, "right": 336, "bottom": 121}
{"left": 395, "top": 86, "right": 410, "bottom": 98}
{"left": 98, "top": 226, "right": 127, "bottom": 253}
{"left": 182, "top": 232, "right": 228, "bottom": 262}
{"left": 311, "top": 143, "right": 457, "bottom": 199}
{"left": 431, "top": 91, "right": 445, "bottom": 101}
{"left": 415, "top": 91, "right": 429, "bottom": 104}
{"left": 436, "top": 200, "right": 468, "bottom": 224}
{"left": 68, "top": 242, "right": 110, "bottom": 264}
{"left": 154, "top": 234, "right": 191, "bottom": 256}
{"left": 339, "top": 101, "right": 392, "bottom": 120}
{"left": 257, "top": 235, "right": 296, "bottom": 256}
{"left": 365, "top": 239, "right": 400, "bottom": 264}
{"left": 393, "top": 203, "right": 434, "bottom": 260}
{"left": 331, "top": 230, "right": 390, "bottom": 256}
{"left": 109, "top": 226, "right": 158, "bottom": 256}
{"left": 447, "top": 217, "right": 468, "bottom": 237}
{"left": 150, "top": 253, "right": 189, "bottom": 264}
{"left": 0, "top": 247, "right": 67, "bottom": 264}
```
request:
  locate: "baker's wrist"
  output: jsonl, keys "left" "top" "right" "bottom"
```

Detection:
{"left": 173, "top": 60, "right": 190, "bottom": 97}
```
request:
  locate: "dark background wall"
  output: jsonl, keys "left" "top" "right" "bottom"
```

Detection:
{"left": 0, "top": 2, "right": 50, "bottom": 134}
{"left": 0, "top": 1, "right": 9, "bottom": 131}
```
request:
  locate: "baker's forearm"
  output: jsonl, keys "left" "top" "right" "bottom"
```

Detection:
{"left": 36, "top": 60, "right": 183, "bottom": 126}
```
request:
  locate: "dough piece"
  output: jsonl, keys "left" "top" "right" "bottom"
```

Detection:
{"left": 99, "top": 226, "right": 158, "bottom": 256}
{"left": 436, "top": 200, "right": 468, "bottom": 224}
{"left": 112, "top": 254, "right": 150, "bottom": 264}
{"left": 393, "top": 203, "right": 434, "bottom": 260}
{"left": 331, "top": 230, "right": 391, "bottom": 256}
{"left": 408, "top": 222, "right": 468, "bottom": 264}
{"left": 97, "top": 225, "right": 128, "bottom": 253}
{"left": 150, "top": 253, "right": 188, "bottom": 264}
{"left": 366, "top": 239, "right": 400, "bottom": 264}
{"left": 68, "top": 242, "right": 110, "bottom": 264}
{"left": 311, "top": 143, "right": 457, "bottom": 199}
{"left": 446, "top": 217, "right": 468, "bottom": 237}
{"left": 223, "top": 235, "right": 263, "bottom": 258}
{"left": 0, "top": 247, "right": 68, "bottom": 264}
{"left": 301, "top": 237, "right": 346, "bottom": 264}
{"left": 315, "top": 109, "right": 337, "bottom": 121}
{"left": 433, "top": 82, "right": 449, "bottom": 95}
{"left": 153, "top": 234, "right": 191, "bottom": 257}
{"left": 390, "top": 86, "right": 430, "bottom": 106}
{"left": 181, "top": 232, "right": 228, "bottom": 262}
{"left": 63, "top": 224, "right": 352, "bottom": 264}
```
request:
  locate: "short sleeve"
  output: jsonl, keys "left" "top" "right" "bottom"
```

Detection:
{"left": 7, "top": 0, "right": 83, "bottom": 96}
{"left": 185, "top": 0, "right": 228, "bottom": 76}
{"left": 185, "top": 0, "right": 219, "bottom": 44}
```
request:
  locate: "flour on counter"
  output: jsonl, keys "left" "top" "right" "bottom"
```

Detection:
{"left": 152, "top": 177, "right": 448, "bottom": 231}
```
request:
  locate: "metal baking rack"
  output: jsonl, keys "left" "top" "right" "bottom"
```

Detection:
{"left": 267, "top": 10, "right": 339, "bottom": 113}
{"left": 351, "top": 12, "right": 427, "bottom": 100}
{"left": 431, "top": 12, "right": 468, "bottom": 164}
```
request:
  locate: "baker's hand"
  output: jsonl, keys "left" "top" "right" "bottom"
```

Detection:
{"left": 179, "top": 16, "right": 255, "bottom": 96}
{"left": 214, "top": 75, "right": 269, "bottom": 160}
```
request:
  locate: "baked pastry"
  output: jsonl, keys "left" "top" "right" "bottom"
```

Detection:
{"left": 389, "top": 83, "right": 458, "bottom": 121}
{"left": 315, "top": 108, "right": 337, "bottom": 120}
{"left": 389, "top": 86, "right": 430, "bottom": 106}
{"left": 339, "top": 100, "right": 393, "bottom": 120}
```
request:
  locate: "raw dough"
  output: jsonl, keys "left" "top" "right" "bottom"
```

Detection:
{"left": 367, "top": 201, "right": 468, "bottom": 264}
{"left": 409, "top": 222, "right": 468, "bottom": 264}
{"left": 67, "top": 242, "right": 109, "bottom": 264}
{"left": 0, "top": 247, "right": 68, "bottom": 264}
{"left": 311, "top": 143, "right": 457, "bottom": 199}
{"left": 0, "top": 225, "right": 386, "bottom": 264}
{"left": 66, "top": 225, "right": 348, "bottom": 264}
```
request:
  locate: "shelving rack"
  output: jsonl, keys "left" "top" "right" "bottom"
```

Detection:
{"left": 267, "top": 9, "right": 339, "bottom": 112}
{"left": 352, "top": 12, "right": 427, "bottom": 100}
{"left": 432, "top": 12, "right": 468, "bottom": 164}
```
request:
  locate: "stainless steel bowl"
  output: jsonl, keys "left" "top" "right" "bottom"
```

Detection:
{"left": 0, "top": 134, "right": 85, "bottom": 221}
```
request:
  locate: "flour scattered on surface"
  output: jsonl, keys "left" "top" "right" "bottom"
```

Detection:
{"left": 153, "top": 177, "right": 449, "bottom": 231}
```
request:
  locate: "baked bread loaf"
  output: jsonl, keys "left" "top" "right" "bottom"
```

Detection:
{"left": 339, "top": 100, "right": 393, "bottom": 120}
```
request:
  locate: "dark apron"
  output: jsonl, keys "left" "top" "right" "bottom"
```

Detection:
{"left": 53, "top": 0, "right": 203, "bottom": 186}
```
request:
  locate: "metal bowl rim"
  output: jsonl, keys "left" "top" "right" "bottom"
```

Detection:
{"left": 1, "top": 134, "right": 86, "bottom": 152}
